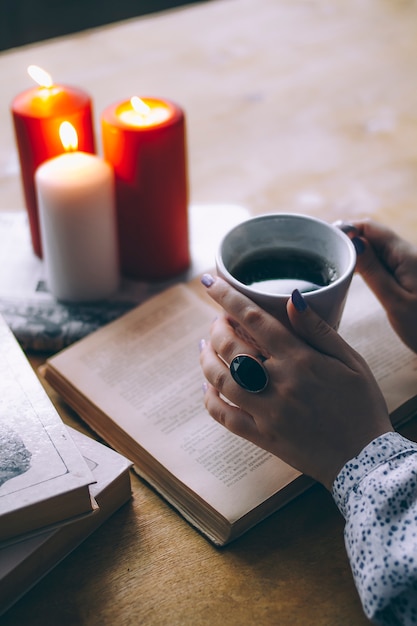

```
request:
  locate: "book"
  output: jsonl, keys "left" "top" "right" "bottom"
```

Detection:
{"left": 0, "top": 205, "right": 249, "bottom": 352}
{"left": 0, "top": 427, "right": 132, "bottom": 616}
{"left": 0, "top": 313, "right": 97, "bottom": 544}
{"left": 42, "top": 274, "right": 417, "bottom": 546}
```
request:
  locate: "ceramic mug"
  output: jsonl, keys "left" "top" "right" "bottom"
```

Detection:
{"left": 216, "top": 213, "right": 356, "bottom": 329}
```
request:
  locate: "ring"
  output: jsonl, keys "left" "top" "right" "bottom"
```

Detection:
{"left": 229, "top": 354, "right": 269, "bottom": 393}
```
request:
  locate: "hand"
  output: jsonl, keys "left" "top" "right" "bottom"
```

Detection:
{"left": 339, "top": 219, "right": 417, "bottom": 353}
{"left": 199, "top": 276, "right": 393, "bottom": 490}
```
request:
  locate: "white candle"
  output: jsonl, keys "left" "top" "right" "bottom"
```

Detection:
{"left": 35, "top": 150, "right": 119, "bottom": 302}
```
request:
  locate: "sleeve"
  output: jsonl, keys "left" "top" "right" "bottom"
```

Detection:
{"left": 332, "top": 432, "right": 417, "bottom": 626}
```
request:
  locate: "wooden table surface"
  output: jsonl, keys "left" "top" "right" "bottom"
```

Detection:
{"left": 1, "top": 1, "right": 417, "bottom": 624}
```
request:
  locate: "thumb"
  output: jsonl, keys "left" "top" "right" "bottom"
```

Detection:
{"left": 286, "top": 290, "right": 358, "bottom": 364}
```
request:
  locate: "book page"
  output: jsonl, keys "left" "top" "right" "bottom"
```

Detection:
{"left": 339, "top": 275, "right": 417, "bottom": 415}
{"left": 47, "top": 276, "right": 417, "bottom": 524}
{"left": 48, "top": 285, "right": 300, "bottom": 521}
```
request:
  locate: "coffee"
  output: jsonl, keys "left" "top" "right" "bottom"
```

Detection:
{"left": 230, "top": 248, "right": 338, "bottom": 295}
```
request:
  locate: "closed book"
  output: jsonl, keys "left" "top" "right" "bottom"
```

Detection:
{"left": 0, "top": 314, "right": 96, "bottom": 544}
{"left": 0, "top": 427, "right": 132, "bottom": 615}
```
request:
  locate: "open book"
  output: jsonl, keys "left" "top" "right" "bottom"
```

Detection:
{"left": 42, "top": 275, "right": 417, "bottom": 546}
{"left": 0, "top": 315, "right": 96, "bottom": 545}
{"left": 0, "top": 427, "right": 132, "bottom": 616}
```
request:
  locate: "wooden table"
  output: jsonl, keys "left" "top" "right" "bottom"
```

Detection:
{"left": 1, "top": 1, "right": 417, "bottom": 623}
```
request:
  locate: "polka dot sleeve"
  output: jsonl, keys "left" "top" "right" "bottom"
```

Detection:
{"left": 332, "top": 432, "right": 417, "bottom": 625}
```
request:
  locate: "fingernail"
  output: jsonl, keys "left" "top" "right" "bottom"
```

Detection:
{"left": 352, "top": 236, "right": 365, "bottom": 255}
{"left": 202, "top": 382, "right": 208, "bottom": 395}
{"left": 334, "top": 221, "right": 359, "bottom": 236}
{"left": 199, "top": 338, "right": 206, "bottom": 353}
{"left": 201, "top": 273, "right": 215, "bottom": 287}
{"left": 291, "top": 289, "right": 307, "bottom": 312}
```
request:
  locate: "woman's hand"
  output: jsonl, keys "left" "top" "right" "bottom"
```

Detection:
{"left": 199, "top": 276, "right": 393, "bottom": 490}
{"left": 340, "top": 219, "right": 417, "bottom": 353}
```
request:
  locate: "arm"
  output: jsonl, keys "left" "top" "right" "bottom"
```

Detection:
{"left": 199, "top": 274, "right": 416, "bottom": 623}
{"left": 333, "top": 432, "right": 417, "bottom": 625}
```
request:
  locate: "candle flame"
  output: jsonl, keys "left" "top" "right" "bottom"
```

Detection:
{"left": 27, "top": 65, "right": 53, "bottom": 88}
{"left": 131, "top": 96, "right": 151, "bottom": 116}
{"left": 59, "top": 122, "right": 78, "bottom": 152}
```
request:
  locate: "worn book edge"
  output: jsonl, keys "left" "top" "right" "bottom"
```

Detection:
{"left": 0, "top": 427, "right": 132, "bottom": 616}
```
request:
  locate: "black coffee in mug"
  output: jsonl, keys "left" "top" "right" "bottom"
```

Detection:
{"left": 230, "top": 248, "right": 338, "bottom": 295}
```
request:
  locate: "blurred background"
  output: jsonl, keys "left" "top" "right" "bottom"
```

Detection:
{"left": 0, "top": 0, "right": 204, "bottom": 51}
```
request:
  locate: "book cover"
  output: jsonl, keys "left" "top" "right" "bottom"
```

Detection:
{"left": 0, "top": 314, "right": 96, "bottom": 544}
{"left": 0, "top": 427, "right": 132, "bottom": 616}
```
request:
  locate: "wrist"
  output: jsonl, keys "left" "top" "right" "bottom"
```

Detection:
{"left": 331, "top": 432, "right": 417, "bottom": 515}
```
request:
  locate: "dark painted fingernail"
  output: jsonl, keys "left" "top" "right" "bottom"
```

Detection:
{"left": 352, "top": 236, "right": 365, "bottom": 254}
{"left": 291, "top": 289, "right": 307, "bottom": 312}
{"left": 334, "top": 221, "right": 359, "bottom": 236}
{"left": 201, "top": 273, "right": 215, "bottom": 287}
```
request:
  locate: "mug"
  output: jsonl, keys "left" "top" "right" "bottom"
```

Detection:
{"left": 216, "top": 213, "right": 356, "bottom": 329}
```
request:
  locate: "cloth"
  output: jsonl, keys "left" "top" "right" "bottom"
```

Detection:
{"left": 332, "top": 432, "right": 417, "bottom": 625}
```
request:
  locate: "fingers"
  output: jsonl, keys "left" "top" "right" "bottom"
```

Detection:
{"left": 349, "top": 219, "right": 404, "bottom": 258}
{"left": 353, "top": 236, "right": 404, "bottom": 304}
{"left": 336, "top": 219, "right": 417, "bottom": 353}
{"left": 201, "top": 275, "right": 360, "bottom": 368}
{"left": 202, "top": 383, "right": 260, "bottom": 442}
{"left": 336, "top": 218, "right": 400, "bottom": 251}
{"left": 337, "top": 219, "right": 409, "bottom": 303}
{"left": 286, "top": 290, "right": 361, "bottom": 367}
{"left": 200, "top": 274, "right": 297, "bottom": 354}
{"left": 337, "top": 218, "right": 404, "bottom": 269}
{"left": 209, "top": 315, "right": 267, "bottom": 366}
{"left": 199, "top": 336, "right": 269, "bottom": 412}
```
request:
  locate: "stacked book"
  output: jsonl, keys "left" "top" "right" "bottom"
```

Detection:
{"left": 0, "top": 314, "right": 132, "bottom": 616}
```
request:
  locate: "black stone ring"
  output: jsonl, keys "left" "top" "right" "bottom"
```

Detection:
{"left": 229, "top": 354, "right": 269, "bottom": 393}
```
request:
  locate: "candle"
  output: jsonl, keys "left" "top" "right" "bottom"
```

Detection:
{"left": 35, "top": 122, "right": 119, "bottom": 302}
{"left": 11, "top": 65, "right": 95, "bottom": 257}
{"left": 101, "top": 96, "right": 190, "bottom": 280}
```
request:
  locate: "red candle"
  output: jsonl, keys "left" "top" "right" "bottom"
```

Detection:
{"left": 11, "top": 66, "right": 95, "bottom": 257}
{"left": 101, "top": 96, "right": 190, "bottom": 280}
